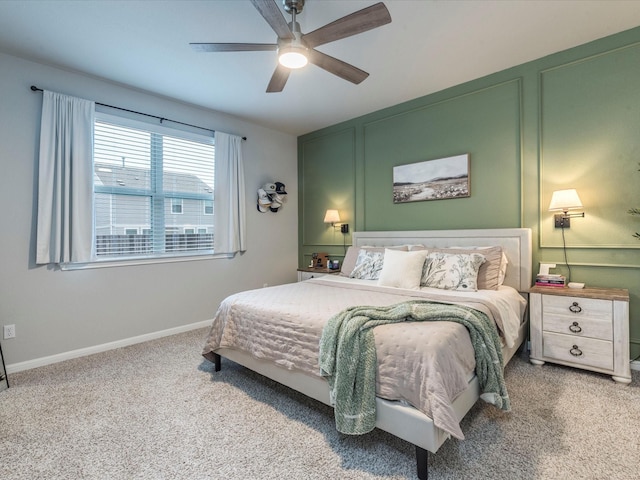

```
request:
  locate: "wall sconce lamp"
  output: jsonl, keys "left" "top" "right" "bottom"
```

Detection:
{"left": 324, "top": 209, "right": 349, "bottom": 234}
{"left": 549, "top": 189, "right": 584, "bottom": 228}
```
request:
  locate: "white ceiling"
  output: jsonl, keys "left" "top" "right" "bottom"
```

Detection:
{"left": 1, "top": 1, "right": 639, "bottom": 136}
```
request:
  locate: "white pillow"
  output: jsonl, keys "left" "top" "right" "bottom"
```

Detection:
{"left": 377, "top": 249, "right": 428, "bottom": 289}
{"left": 421, "top": 252, "right": 486, "bottom": 291}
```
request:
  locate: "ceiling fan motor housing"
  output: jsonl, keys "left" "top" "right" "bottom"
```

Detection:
{"left": 283, "top": 0, "right": 304, "bottom": 14}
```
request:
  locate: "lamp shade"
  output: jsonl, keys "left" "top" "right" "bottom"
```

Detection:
{"left": 323, "top": 209, "right": 340, "bottom": 224}
{"left": 549, "top": 189, "right": 583, "bottom": 212}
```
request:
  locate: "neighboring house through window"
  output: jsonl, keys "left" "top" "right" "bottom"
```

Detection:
{"left": 171, "top": 198, "right": 183, "bottom": 214}
{"left": 93, "top": 113, "right": 215, "bottom": 259}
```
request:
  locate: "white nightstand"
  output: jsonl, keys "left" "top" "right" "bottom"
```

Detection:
{"left": 529, "top": 285, "right": 631, "bottom": 384}
{"left": 297, "top": 267, "right": 340, "bottom": 282}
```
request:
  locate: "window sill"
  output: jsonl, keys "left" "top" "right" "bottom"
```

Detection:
{"left": 59, "top": 252, "right": 234, "bottom": 271}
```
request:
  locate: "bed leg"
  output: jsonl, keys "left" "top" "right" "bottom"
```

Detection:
{"left": 416, "top": 446, "right": 428, "bottom": 480}
{"left": 213, "top": 353, "right": 221, "bottom": 372}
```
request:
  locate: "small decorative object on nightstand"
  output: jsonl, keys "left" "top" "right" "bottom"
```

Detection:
{"left": 297, "top": 267, "right": 340, "bottom": 282}
{"left": 529, "top": 285, "right": 631, "bottom": 384}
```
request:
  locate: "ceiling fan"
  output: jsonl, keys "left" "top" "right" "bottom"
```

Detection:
{"left": 190, "top": 0, "right": 391, "bottom": 92}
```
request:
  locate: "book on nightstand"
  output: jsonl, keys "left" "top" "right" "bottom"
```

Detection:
{"left": 535, "top": 274, "right": 566, "bottom": 287}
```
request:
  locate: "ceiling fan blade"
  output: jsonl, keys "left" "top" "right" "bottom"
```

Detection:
{"left": 250, "top": 0, "right": 294, "bottom": 40}
{"left": 307, "top": 49, "right": 369, "bottom": 85}
{"left": 266, "top": 65, "right": 291, "bottom": 93}
{"left": 190, "top": 43, "right": 277, "bottom": 52}
{"left": 303, "top": 2, "right": 391, "bottom": 48}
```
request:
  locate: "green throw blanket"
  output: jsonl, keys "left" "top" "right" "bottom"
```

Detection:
{"left": 318, "top": 300, "right": 510, "bottom": 435}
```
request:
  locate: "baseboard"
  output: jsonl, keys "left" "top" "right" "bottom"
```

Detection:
{"left": 6, "top": 320, "right": 212, "bottom": 374}
{"left": 8, "top": 325, "right": 639, "bottom": 375}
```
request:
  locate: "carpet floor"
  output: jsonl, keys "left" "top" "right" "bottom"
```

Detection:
{"left": 1, "top": 327, "right": 638, "bottom": 479}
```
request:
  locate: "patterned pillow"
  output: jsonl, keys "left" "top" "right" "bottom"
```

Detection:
{"left": 340, "top": 245, "right": 408, "bottom": 277}
{"left": 428, "top": 246, "right": 503, "bottom": 290}
{"left": 349, "top": 249, "right": 385, "bottom": 280}
{"left": 421, "top": 252, "right": 486, "bottom": 291}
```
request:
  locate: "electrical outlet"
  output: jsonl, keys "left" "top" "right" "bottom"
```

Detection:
{"left": 3, "top": 324, "right": 15, "bottom": 339}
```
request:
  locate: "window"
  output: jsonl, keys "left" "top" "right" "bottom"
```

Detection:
{"left": 93, "top": 113, "right": 215, "bottom": 259}
{"left": 171, "top": 198, "right": 183, "bottom": 214}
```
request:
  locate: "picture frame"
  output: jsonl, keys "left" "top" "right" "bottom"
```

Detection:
{"left": 393, "top": 153, "right": 470, "bottom": 204}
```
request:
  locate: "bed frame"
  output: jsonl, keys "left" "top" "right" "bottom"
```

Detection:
{"left": 212, "top": 228, "right": 532, "bottom": 479}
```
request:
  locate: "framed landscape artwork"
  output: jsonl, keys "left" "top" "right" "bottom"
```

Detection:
{"left": 393, "top": 153, "right": 470, "bottom": 204}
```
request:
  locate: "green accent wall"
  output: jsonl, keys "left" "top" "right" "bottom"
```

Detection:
{"left": 299, "top": 128, "right": 356, "bottom": 251}
{"left": 362, "top": 80, "right": 522, "bottom": 231}
{"left": 298, "top": 26, "right": 640, "bottom": 360}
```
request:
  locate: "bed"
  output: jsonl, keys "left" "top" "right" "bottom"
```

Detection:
{"left": 202, "top": 228, "right": 532, "bottom": 479}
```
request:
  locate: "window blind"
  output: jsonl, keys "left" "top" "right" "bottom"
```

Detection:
{"left": 93, "top": 113, "right": 215, "bottom": 259}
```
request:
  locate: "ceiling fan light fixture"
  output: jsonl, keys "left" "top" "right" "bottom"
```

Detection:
{"left": 278, "top": 28, "right": 307, "bottom": 69}
{"left": 278, "top": 47, "right": 308, "bottom": 68}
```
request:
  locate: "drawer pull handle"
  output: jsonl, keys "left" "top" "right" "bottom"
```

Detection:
{"left": 570, "top": 345, "right": 583, "bottom": 357}
{"left": 569, "top": 321, "right": 582, "bottom": 333}
{"left": 569, "top": 302, "right": 582, "bottom": 314}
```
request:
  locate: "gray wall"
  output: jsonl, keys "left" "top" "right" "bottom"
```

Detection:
{"left": 0, "top": 52, "right": 298, "bottom": 367}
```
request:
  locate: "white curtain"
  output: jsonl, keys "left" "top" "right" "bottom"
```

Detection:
{"left": 36, "top": 91, "right": 95, "bottom": 264}
{"left": 213, "top": 131, "right": 246, "bottom": 254}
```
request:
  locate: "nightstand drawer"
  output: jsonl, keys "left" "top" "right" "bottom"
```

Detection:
{"left": 542, "top": 314, "right": 612, "bottom": 341}
{"left": 543, "top": 332, "right": 613, "bottom": 370}
{"left": 542, "top": 295, "right": 612, "bottom": 321}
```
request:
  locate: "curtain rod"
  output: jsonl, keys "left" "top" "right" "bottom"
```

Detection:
{"left": 30, "top": 86, "right": 246, "bottom": 141}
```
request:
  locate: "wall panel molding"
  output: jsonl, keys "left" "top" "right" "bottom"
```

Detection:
{"left": 539, "top": 260, "right": 640, "bottom": 269}
{"left": 299, "top": 127, "right": 356, "bottom": 251}
{"left": 361, "top": 78, "right": 523, "bottom": 131}
{"left": 539, "top": 41, "right": 640, "bottom": 249}
{"left": 361, "top": 78, "right": 523, "bottom": 232}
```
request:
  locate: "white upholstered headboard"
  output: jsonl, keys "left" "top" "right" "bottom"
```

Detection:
{"left": 352, "top": 228, "right": 532, "bottom": 292}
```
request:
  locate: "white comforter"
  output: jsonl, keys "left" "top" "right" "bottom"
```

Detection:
{"left": 202, "top": 276, "right": 525, "bottom": 439}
